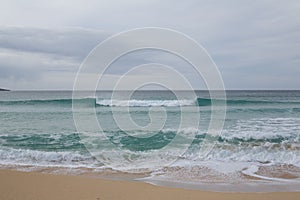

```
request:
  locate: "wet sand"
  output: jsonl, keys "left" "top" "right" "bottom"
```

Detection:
{"left": 1, "top": 169, "right": 300, "bottom": 200}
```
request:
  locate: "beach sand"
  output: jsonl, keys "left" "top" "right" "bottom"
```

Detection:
{"left": 0, "top": 169, "right": 299, "bottom": 200}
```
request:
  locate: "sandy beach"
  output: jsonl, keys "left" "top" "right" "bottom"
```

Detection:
{"left": 0, "top": 169, "right": 299, "bottom": 200}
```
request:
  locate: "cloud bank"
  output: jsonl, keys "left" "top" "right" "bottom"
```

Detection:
{"left": 0, "top": 0, "right": 299, "bottom": 89}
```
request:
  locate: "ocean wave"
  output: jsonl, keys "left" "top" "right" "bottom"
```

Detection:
{"left": 0, "top": 147, "right": 99, "bottom": 169}
{"left": 1, "top": 125, "right": 298, "bottom": 152}
{"left": 0, "top": 98, "right": 96, "bottom": 106}
{"left": 0, "top": 129, "right": 299, "bottom": 178}
{"left": 197, "top": 98, "right": 300, "bottom": 106}
{"left": 1, "top": 97, "right": 300, "bottom": 107}
{"left": 97, "top": 98, "right": 300, "bottom": 107}
{"left": 0, "top": 133, "right": 86, "bottom": 151}
{"left": 96, "top": 99, "right": 196, "bottom": 107}
{"left": 221, "top": 118, "right": 300, "bottom": 140}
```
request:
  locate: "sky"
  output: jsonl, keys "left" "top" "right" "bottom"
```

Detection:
{"left": 0, "top": 0, "right": 299, "bottom": 90}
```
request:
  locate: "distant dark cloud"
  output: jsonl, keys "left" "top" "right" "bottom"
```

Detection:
{"left": 0, "top": 27, "right": 109, "bottom": 59}
{"left": 0, "top": 27, "right": 110, "bottom": 88}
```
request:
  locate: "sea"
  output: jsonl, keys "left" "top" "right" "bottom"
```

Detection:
{"left": 0, "top": 90, "right": 299, "bottom": 192}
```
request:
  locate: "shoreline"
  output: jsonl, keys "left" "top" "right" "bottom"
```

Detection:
{"left": 1, "top": 164, "right": 300, "bottom": 193}
{"left": 1, "top": 169, "right": 300, "bottom": 200}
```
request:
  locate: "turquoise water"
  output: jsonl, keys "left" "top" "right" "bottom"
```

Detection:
{"left": 0, "top": 90, "right": 300, "bottom": 191}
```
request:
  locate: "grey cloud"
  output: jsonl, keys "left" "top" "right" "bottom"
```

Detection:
{"left": 0, "top": 47, "right": 79, "bottom": 79}
{"left": 0, "top": 27, "right": 111, "bottom": 88}
{"left": 0, "top": 27, "right": 109, "bottom": 60}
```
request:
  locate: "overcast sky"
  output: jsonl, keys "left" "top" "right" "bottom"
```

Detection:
{"left": 0, "top": 0, "right": 299, "bottom": 90}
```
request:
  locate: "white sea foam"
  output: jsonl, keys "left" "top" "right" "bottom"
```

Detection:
{"left": 96, "top": 99, "right": 196, "bottom": 107}
{"left": 222, "top": 117, "right": 300, "bottom": 140}
{"left": 0, "top": 148, "right": 99, "bottom": 169}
